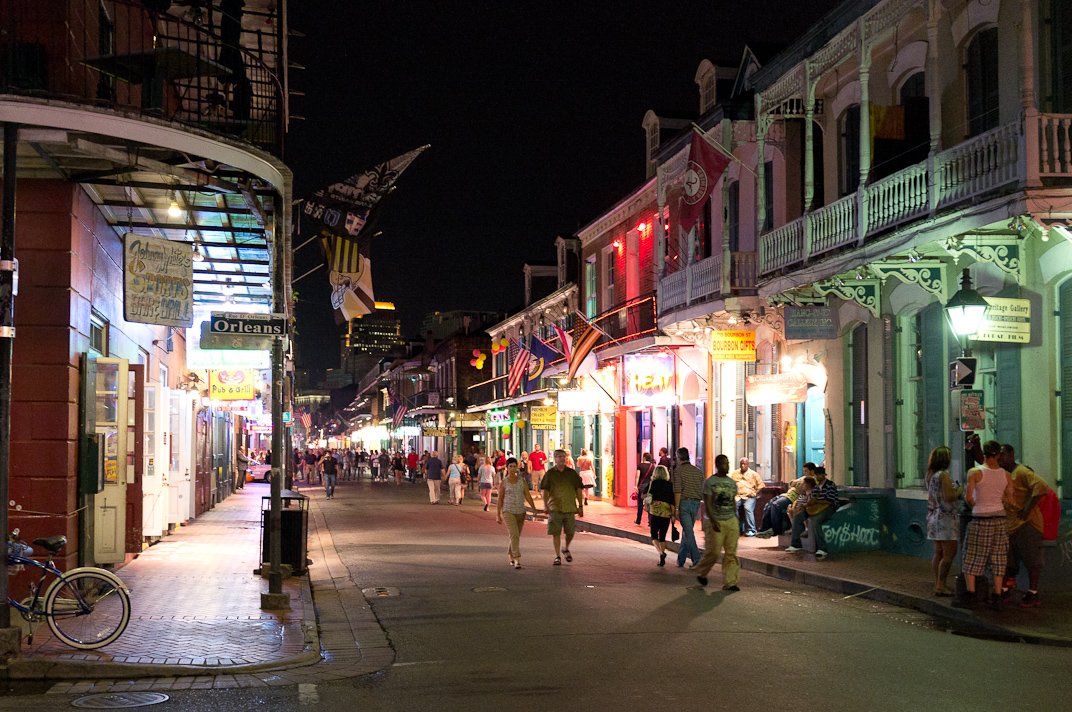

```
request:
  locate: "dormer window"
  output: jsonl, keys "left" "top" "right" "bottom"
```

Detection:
{"left": 643, "top": 110, "right": 661, "bottom": 179}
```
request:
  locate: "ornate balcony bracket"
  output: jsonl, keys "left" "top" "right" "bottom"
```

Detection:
{"left": 814, "top": 279, "right": 881, "bottom": 318}
{"left": 869, "top": 259, "right": 948, "bottom": 304}
{"left": 942, "top": 236, "right": 1023, "bottom": 285}
{"left": 767, "top": 289, "right": 827, "bottom": 308}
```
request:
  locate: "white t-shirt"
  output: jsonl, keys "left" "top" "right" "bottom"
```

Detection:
{"left": 479, "top": 464, "right": 496, "bottom": 485}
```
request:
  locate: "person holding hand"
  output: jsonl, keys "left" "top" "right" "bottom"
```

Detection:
{"left": 497, "top": 457, "right": 537, "bottom": 569}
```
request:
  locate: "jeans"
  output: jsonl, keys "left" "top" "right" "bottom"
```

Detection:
{"left": 324, "top": 473, "right": 337, "bottom": 498}
{"left": 790, "top": 506, "right": 836, "bottom": 551}
{"left": 695, "top": 516, "right": 740, "bottom": 588}
{"left": 737, "top": 497, "right": 757, "bottom": 535}
{"left": 760, "top": 495, "right": 792, "bottom": 535}
{"left": 676, "top": 499, "right": 702, "bottom": 566}
{"left": 635, "top": 481, "right": 649, "bottom": 523}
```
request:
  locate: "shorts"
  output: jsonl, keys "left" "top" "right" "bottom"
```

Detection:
{"left": 1008, "top": 524, "right": 1045, "bottom": 571}
{"left": 546, "top": 510, "right": 577, "bottom": 537}
{"left": 963, "top": 516, "right": 1009, "bottom": 577}
{"left": 479, "top": 483, "right": 492, "bottom": 491}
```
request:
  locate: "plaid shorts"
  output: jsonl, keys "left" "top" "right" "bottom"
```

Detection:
{"left": 963, "top": 516, "right": 1009, "bottom": 577}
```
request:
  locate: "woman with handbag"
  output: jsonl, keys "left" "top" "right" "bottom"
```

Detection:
{"left": 634, "top": 453, "right": 656, "bottom": 525}
{"left": 645, "top": 465, "right": 676, "bottom": 566}
{"left": 447, "top": 455, "right": 467, "bottom": 505}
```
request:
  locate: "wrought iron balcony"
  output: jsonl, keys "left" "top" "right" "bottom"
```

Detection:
{"left": 577, "top": 295, "right": 657, "bottom": 351}
{"left": 1, "top": 0, "right": 286, "bottom": 157}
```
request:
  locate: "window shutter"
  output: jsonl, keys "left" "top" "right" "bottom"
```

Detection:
{"left": 994, "top": 344, "right": 1022, "bottom": 456}
{"left": 967, "top": 28, "right": 1000, "bottom": 136}
{"left": 921, "top": 304, "right": 946, "bottom": 476}
{"left": 844, "top": 104, "right": 861, "bottom": 196}
{"left": 727, "top": 181, "right": 740, "bottom": 251}
{"left": 1061, "top": 281, "right": 1072, "bottom": 494}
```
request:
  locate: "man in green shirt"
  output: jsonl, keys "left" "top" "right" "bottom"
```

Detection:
{"left": 541, "top": 449, "right": 584, "bottom": 565}
{"left": 695, "top": 454, "right": 741, "bottom": 591}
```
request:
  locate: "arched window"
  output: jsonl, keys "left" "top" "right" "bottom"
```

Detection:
{"left": 899, "top": 71, "right": 926, "bottom": 102}
{"left": 966, "top": 28, "right": 1000, "bottom": 136}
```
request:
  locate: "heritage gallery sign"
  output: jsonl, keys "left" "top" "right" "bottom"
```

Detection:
{"left": 710, "top": 330, "right": 756, "bottom": 361}
{"left": 123, "top": 233, "right": 194, "bottom": 328}
{"left": 971, "top": 297, "right": 1031, "bottom": 343}
{"left": 622, "top": 353, "right": 675, "bottom": 406}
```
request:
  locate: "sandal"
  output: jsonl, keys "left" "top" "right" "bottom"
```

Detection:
{"left": 553, "top": 557, "right": 561, "bottom": 566}
{"left": 514, "top": 562, "right": 521, "bottom": 570}
{"left": 563, "top": 550, "right": 572, "bottom": 562}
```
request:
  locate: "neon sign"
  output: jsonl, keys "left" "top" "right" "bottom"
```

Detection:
{"left": 623, "top": 353, "right": 676, "bottom": 406}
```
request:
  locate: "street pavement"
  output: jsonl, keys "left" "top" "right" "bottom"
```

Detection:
{"left": 3, "top": 476, "right": 1072, "bottom": 709}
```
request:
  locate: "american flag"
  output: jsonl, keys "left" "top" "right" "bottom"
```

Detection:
{"left": 296, "top": 406, "right": 312, "bottom": 429}
{"left": 388, "top": 385, "right": 407, "bottom": 430}
{"left": 507, "top": 337, "right": 531, "bottom": 397}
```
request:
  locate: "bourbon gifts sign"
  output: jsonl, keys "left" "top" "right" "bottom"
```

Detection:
{"left": 123, "top": 233, "right": 194, "bottom": 328}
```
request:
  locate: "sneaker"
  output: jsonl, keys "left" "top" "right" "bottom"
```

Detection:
{"left": 990, "top": 593, "right": 1004, "bottom": 612}
{"left": 815, "top": 550, "right": 828, "bottom": 558}
{"left": 725, "top": 585, "right": 740, "bottom": 592}
{"left": 755, "top": 529, "right": 773, "bottom": 539}
{"left": 696, "top": 576, "right": 708, "bottom": 587}
{"left": 1020, "top": 591, "right": 1041, "bottom": 608}
{"left": 785, "top": 546, "right": 802, "bottom": 552}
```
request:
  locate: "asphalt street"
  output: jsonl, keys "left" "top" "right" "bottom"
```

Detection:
{"left": 4, "top": 480, "right": 1072, "bottom": 711}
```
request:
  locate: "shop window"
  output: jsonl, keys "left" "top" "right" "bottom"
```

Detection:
{"left": 90, "top": 311, "right": 109, "bottom": 356}
{"left": 966, "top": 27, "right": 1000, "bottom": 137}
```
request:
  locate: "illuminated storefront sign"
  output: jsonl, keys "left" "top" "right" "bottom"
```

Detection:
{"left": 487, "top": 408, "right": 513, "bottom": 425}
{"left": 530, "top": 406, "right": 558, "bottom": 430}
{"left": 208, "top": 369, "right": 257, "bottom": 400}
{"left": 557, "top": 389, "right": 599, "bottom": 412}
{"left": 623, "top": 353, "right": 676, "bottom": 407}
{"left": 745, "top": 372, "right": 808, "bottom": 406}
{"left": 710, "top": 330, "right": 756, "bottom": 361}
{"left": 422, "top": 427, "right": 456, "bottom": 437}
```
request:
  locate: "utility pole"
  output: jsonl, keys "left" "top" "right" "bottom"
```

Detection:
{"left": 0, "top": 123, "right": 20, "bottom": 652}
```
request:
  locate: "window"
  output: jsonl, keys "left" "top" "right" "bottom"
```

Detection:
{"left": 700, "top": 75, "right": 715, "bottom": 113}
{"left": 726, "top": 181, "right": 740, "bottom": 252}
{"left": 696, "top": 198, "right": 713, "bottom": 259}
{"left": 966, "top": 27, "right": 1000, "bottom": 136}
{"left": 602, "top": 247, "right": 615, "bottom": 311}
{"left": 900, "top": 71, "right": 926, "bottom": 102}
{"left": 90, "top": 311, "right": 108, "bottom": 355}
{"left": 1053, "top": 0, "right": 1072, "bottom": 112}
{"left": 585, "top": 258, "right": 597, "bottom": 318}
{"left": 763, "top": 161, "right": 774, "bottom": 231}
{"left": 841, "top": 104, "right": 861, "bottom": 196}
{"left": 159, "top": 364, "right": 169, "bottom": 388}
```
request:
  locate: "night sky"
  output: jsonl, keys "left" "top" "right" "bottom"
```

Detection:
{"left": 285, "top": 1, "right": 844, "bottom": 380}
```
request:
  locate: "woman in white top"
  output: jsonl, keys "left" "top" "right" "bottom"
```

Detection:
{"left": 447, "top": 455, "right": 467, "bottom": 506}
{"left": 961, "top": 439, "right": 1014, "bottom": 610}
{"left": 496, "top": 457, "right": 537, "bottom": 569}
{"left": 477, "top": 457, "right": 497, "bottom": 511}
{"left": 577, "top": 449, "right": 596, "bottom": 505}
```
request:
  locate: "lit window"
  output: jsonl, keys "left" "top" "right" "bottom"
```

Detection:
{"left": 90, "top": 311, "right": 108, "bottom": 356}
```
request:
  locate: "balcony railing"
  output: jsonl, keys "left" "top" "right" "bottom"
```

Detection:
{"left": 758, "top": 118, "right": 1031, "bottom": 274}
{"left": 580, "top": 295, "right": 657, "bottom": 350}
{"left": 1, "top": 0, "right": 286, "bottom": 156}
{"left": 468, "top": 376, "right": 507, "bottom": 408}
{"left": 1037, "top": 113, "right": 1072, "bottom": 176}
{"left": 410, "top": 389, "right": 457, "bottom": 410}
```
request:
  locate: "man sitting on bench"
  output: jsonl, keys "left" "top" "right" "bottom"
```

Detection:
{"left": 785, "top": 466, "right": 838, "bottom": 558}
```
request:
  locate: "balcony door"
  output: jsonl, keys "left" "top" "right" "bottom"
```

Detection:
{"left": 625, "top": 228, "right": 640, "bottom": 302}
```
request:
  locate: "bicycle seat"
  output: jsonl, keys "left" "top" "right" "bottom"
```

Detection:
{"left": 32, "top": 535, "right": 67, "bottom": 553}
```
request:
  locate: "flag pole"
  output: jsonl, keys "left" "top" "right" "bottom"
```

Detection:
{"left": 691, "top": 123, "right": 757, "bottom": 177}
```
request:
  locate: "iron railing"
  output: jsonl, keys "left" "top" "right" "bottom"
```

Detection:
{"left": 0, "top": 0, "right": 286, "bottom": 156}
{"left": 579, "top": 295, "right": 657, "bottom": 351}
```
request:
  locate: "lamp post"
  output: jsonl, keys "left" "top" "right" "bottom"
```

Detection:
{"left": 945, "top": 268, "right": 989, "bottom": 356}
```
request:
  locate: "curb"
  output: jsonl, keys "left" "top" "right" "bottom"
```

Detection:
{"left": 0, "top": 575, "right": 323, "bottom": 681}
{"left": 573, "top": 517, "right": 1072, "bottom": 648}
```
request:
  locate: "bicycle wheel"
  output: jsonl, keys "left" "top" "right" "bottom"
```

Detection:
{"left": 45, "top": 570, "right": 131, "bottom": 650}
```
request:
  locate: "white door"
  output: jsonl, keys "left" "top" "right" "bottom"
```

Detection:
{"left": 142, "top": 382, "right": 167, "bottom": 538}
{"left": 93, "top": 358, "right": 128, "bottom": 564}
{"left": 167, "top": 390, "right": 194, "bottom": 524}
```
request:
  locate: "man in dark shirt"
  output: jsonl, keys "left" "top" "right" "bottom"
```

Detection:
{"left": 541, "top": 449, "right": 584, "bottom": 565}
{"left": 424, "top": 451, "right": 444, "bottom": 504}
{"left": 464, "top": 449, "right": 479, "bottom": 491}
{"left": 786, "top": 466, "right": 838, "bottom": 558}
{"left": 319, "top": 450, "right": 339, "bottom": 499}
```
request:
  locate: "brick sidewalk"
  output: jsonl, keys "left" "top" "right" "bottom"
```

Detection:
{"left": 15, "top": 485, "right": 308, "bottom": 668}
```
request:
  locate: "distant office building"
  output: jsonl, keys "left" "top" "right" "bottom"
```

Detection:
{"left": 340, "top": 303, "right": 406, "bottom": 381}
{"left": 421, "top": 310, "right": 503, "bottom": 340}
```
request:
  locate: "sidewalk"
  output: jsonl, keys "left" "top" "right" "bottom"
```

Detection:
{"left": 573, "top": 499, "right": 1072, "bottom": 646}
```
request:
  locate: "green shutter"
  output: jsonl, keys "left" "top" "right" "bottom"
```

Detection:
{"left": 1061, "top": 281, "right": 1072, "bottom": 497}
{"left": 994, "top": 344, "right": 1022, "bottom": 455}
{"left": 921, "top": 304, "right": 946, "bottom": 476}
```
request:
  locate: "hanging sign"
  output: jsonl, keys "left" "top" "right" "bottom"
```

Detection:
{"left": 959, "top": 389, "right": 985, "bottom": 431}
{"left": 208, "top": 369, "right": 257, "bottom": 401}
{"left": 487, "top": 408, "right": 513, "bottom": 425}
{"left": 710, "top": 330, "right": 756, "bottom": 361}
{"left": 422, "top": 426, "right": 456, "bottom": 437}
{"left": 530, "top": 406, "right": 559, "bottom": 430}
{"left": 784, "top": 306, "right": 838, "bottom": 340}
{"left": 970, "top": 298, "right": 1031, "bottom": 343}
{"left": 123, "top": 233, "right": 194, "bottom": 328}
{"left": 557, "top": 389, "right": 599, "bottom": 412}
{"left": 623, "top": 353, "right": 676, "bottom": 406}
{"left": 210, "top": 312, "right": 287, "bottom": 336}
{"left": 745, "top": 372, "right": 808, "bottom": 406}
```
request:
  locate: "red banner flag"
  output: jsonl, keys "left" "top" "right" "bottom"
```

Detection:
{"left": 678, "top": 128, "right": 732, "bottom": 234}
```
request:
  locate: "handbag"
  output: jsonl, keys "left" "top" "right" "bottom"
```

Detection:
{"left": 671, "top": 524, "right": 680, "bottom": 541}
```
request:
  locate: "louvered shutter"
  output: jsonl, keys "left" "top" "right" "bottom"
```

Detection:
{"left": 994, "top": 344, "right": 1022, "bottom": 456}
{"left": 921, "top": 304, "right": 946, "bottom": 476}
{"left": 1061, "top": 281, "right": 1072, "bottom": 496}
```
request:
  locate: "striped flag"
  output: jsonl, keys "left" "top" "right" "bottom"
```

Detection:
{"left": 566, "top": 314, "right": 606, "bottom": 382}
{"left": 296, "top": 407, "right": 312, "bottom": 429}
{"left": 388, "top": 385, "right": 407, "bottom": 430}
{"left": 507, "top": 337, "right": 531, "bottom": 397}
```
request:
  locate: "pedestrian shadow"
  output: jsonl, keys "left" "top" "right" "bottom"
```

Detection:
{"left": 620, "top": 585, "right": 731, "bottom": 635}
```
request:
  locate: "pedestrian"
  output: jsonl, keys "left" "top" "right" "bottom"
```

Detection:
{"left": 730, "top": 457, "right": 764, "bottom": 536}
{"left": 497, "top": 457, "right": 538, "bottom": 569}
{"left": 577, "top": 449, "right": 596, "bottom": 505}
{"left": 320, "top": 449, "right": 339, "bottom": 499}
{"left": 644, "top": 464, "right": 675, "bottom": 566}
{"left": 634, "top": 453, "right": 655, "bottom": 525}
{"left": 925, "top": 446, "right": 962, "bottom": 597}
{"left": 303, "top": 450, "right": 317, "bottom": 482}
{"left": 529, "top": 444, "right": 548, "bottom": 497}
{"left": 998, "top": 444, "right": 1050, "bottom": 607}
{"left": 464, "top": 448, "right": 479, "bottom": 492}
{"left": 785, "top": 466, "right": 838, "bottom": 558}
{"left": 540, "top": 449, "right": 584, "bottom": 565}
{"left": 958, "top": 440, "right": 1013, "bottom": 611}
{"left": 695, "top": 454, "right": 741, "bottom": 590}
{"left": 370, "top": 449, "right": 379, "bottom": 482}
{"left": 756, "top": 462, "right": 815, "bottom": 538}
{"left": 407, "top": 449, "right": 419, "bottom": 482}
{"left": 447, "top": 455, "right": 466, "bottom": 505}
{"left": 392, "top": 451, "right": 406, "bottom": 485}
{"left": 378, "top": 450, "right": 390, "bottom": 483}
{"left": 478, "top": 456, "right": 497, "bottom": 511}
{"left": 671, "top": 447, "right": 704, "bottom": 568}
{"left": 425, "top": 450, "right": 444, "bottom": 504}
{"left": 236, "top": 446, "right": 249, "bottom": 490}
{"left": 519, "top": 451, "right": 531, "bottom": 491}
{"left": 658, "top": 447, "right": 672, "bottom": 470}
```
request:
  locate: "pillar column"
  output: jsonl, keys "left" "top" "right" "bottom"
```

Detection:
{"left": 1022, "top": 0, "right": 1041, "bottom": 187}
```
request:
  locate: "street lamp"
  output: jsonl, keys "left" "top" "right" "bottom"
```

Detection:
{"left": 945, "top": 268, "right": 989, "bottom": 354}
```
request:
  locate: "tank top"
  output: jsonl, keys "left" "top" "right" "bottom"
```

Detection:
{"left": 971, "top": 466, "right": 1006, "bottom": 516}
{"left": 500, "top": 475, "right": 528, "bottom": 515}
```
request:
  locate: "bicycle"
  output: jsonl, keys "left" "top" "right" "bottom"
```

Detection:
{"left": 6, "top": 533, "right": 131, "bottom": 650}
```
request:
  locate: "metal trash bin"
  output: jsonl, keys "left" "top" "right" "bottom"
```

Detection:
{"left": 261, "top": 489, "right": 308, "bottom": 574}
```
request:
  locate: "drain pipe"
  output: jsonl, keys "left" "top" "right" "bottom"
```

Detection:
{"left": 0, "top": 122, "right": 18, "bottom": 641}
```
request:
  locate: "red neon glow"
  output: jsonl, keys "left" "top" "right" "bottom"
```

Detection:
{"left": 612, "top": 239, "right": 622, "bottom": 249}
{"left": 637, "top": 221, "right": 648, "bottom": 233}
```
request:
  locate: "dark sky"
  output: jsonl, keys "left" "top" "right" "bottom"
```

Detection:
{"left": 286, "top": 1, "right": 844, "bottom": 379}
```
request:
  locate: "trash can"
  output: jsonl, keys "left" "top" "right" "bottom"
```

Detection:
{"left": 261, "top": 490, "right": 308, "bottom": 574}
